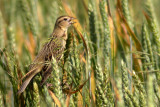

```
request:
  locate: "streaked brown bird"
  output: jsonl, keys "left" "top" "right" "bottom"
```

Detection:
{"left": 18, "top": 16, "right": 76, "bottom": 94}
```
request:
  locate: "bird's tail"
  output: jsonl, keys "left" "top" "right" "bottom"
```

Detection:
{"left": 17, "top": 67, "right": 42, "bottom": 94}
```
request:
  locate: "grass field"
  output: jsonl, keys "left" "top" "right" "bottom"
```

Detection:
{"left": 0, "top": 0, "right": 160, "bottom": 106}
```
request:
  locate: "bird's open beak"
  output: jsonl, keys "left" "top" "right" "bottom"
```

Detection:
{"left": 69, "top": 17, "right": 76, "bottom": 24}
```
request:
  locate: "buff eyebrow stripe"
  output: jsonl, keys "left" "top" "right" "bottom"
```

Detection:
{"left": 58, "top": 20, "right": 63, "bottom": 24}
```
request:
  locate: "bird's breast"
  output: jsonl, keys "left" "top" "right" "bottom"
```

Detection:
{"left": 62, "top": 31, "right": 68, "bottom": 41}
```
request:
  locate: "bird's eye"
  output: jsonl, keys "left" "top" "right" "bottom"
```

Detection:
{"left": 64, "top": 18, "right": 67, "bottom": 21}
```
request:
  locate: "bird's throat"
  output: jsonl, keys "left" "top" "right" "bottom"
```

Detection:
{"left": 53, "top": 26, "right": 68, "bottom": 39}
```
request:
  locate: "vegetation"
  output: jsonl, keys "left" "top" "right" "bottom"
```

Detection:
{"left": 0, "top": 0, "right": 160, "bottom": 106}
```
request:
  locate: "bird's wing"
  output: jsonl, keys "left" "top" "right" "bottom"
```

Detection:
{"left": 39, "top": 36, "right": 65, "bottom": 85}
{"left": 42, "top": 35, "right": 65, "bottom": 62}
{"left": 40, "top": 65, "right": 52, "bottom": 86}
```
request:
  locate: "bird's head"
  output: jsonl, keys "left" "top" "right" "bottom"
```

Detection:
{"left": 55, "top": 16, "right": 76, "bottom": 31}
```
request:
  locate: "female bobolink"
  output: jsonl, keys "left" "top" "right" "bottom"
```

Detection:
{"left": 18, "top": 16, "right": 76, "bottom": 94}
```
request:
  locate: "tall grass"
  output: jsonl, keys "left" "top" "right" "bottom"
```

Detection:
{"left": 0, "top": 0, "right": 160, "bottom": 106}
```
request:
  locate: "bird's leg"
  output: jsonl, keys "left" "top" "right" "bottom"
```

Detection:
{"left": 46, "top": 83, "right": 53, "bottom": 88}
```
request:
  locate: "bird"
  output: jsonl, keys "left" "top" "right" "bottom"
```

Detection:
{"left": 17, "top": 16, "right": 76, "bottom": 94}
